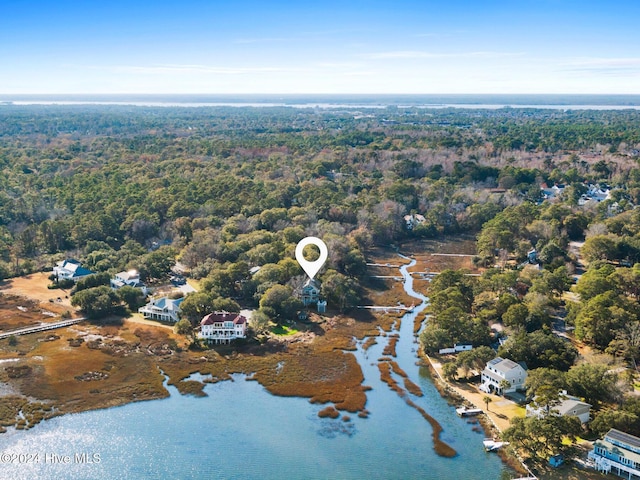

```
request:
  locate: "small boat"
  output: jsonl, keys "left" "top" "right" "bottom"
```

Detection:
{"left": 456, "top": 406, "right": 483, "bottom": 417}
{"left": 483, "top": 438, "right": 509, "bottom": 452}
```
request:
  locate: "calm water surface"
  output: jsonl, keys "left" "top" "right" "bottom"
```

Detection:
{"left": 0, "top": 260, "right": 513, "bottom": 479}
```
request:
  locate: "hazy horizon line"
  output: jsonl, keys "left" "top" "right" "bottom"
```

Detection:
{"left": 3, "top": 93, "right": 640, "bottom": 104}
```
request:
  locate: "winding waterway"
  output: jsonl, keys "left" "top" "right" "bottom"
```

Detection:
{"left": 0, "top": 259, "right": 513, "bottom": 479}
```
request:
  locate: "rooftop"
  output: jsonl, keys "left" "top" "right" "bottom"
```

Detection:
{"left": 555, "top": 397, "right": 591, "bottom": 416}
{"left": 201, "top": 312, "right": 247, "bottom": 326}
{"left": 303, "top": 278, "right": 320, "bottom": 289}
{"left": 487, "top": 357, "right": 524, "bottom": 373}
{"left": 607, "top": 429, "right": 640, "bottom": 450}
{"left": 116, "top": 270, "right": 140, "bottom": 281}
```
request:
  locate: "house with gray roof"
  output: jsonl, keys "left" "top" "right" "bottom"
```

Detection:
{"left": 479, "top": 357, "right": 527, "bottom": 395}
{"left": 526, "top": 391, "right": 591, "bottom": 423}
{"left": 138, "top": 296, "right": 184, "bottom": 323}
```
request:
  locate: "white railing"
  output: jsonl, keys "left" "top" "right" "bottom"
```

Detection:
{"left": 589, "top": 451, "right": 640, "bottom": 477}
{"left": 0, "top": 317, "right": 85, "bottom": 339}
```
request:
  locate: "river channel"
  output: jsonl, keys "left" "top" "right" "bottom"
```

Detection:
{"left": 0, "top": 259, "right": 513, "bottom": 479}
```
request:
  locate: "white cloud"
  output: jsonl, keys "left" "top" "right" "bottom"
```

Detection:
{"left": 564, "top": 57, "right": 640, "bottom": 68}
{"left": 364, "top": 50, "right": 523, "bottom": 60}
{"left": 92, "top": 64, "right": 289, "bottom": 75}
{"left": 560, "top": 57, "right": 640, "bottom": 78}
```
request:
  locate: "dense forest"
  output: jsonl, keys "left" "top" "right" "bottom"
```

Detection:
{"left": 3, "top": 103, "right": 640, "bottom": 461}
{"left": 2, "top": 105, "right": 639, "bottom": 274}
{"left": 1, "top": 105, "right": 640, "bottom": 322}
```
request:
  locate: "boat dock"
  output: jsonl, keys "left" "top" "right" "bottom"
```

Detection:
{"left": 455, "top": 406, "right": 483, "bottom": 417}
{"left": 483, "top": 438, "right": 510, "bottom": 452}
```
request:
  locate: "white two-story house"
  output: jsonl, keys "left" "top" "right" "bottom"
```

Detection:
{"left": 199, "top": 312, "right": 247, "bottom": 344}
{"left": 479, "top": 357, "right": 527, "bottom": 395}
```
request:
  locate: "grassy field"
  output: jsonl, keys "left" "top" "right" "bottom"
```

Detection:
{"left": 0, "top": 272, "right": 74, "bottom": 309}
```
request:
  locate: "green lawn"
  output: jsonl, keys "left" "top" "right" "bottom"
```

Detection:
{"left": 271, "top": 325, "right": 299, "bottom": 336}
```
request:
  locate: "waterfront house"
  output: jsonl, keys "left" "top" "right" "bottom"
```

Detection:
{"left": 479, "top": 357, "right": 527, "bottom": 395}
{"left": 300, "top": 279, "right": 321, "bottom": 306}
{"left": 526, "top": 391, "right": 591, "bottom": 423}
{"left": 589, "top": 428, "right": 640, "bottom": 479}
{"left": 110, "top": 269, "right": 148, "bottom": 295}
{"left": 199, "top": 312, "right": 247, "bottom": 344}
{"left": 138, "top": 296, "right": 184, "bottom": 323}
{"left": 53, "top": 259, "right": 94, "bottom": 282}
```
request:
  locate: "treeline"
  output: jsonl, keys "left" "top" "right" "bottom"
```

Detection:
{"left": 2, "top": 106, "right": 639, "bottom": 275}
{"left": 421, "top": 266, "right": 575, "bottom": 369}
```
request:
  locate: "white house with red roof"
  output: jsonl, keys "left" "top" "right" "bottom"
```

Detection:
{"left": 199, "top": 312, "right": 247, "bottom": 344}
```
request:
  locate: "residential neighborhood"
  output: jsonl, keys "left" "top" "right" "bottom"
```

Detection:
{"left": 3, "top": 96, "right": 640, "bottom": 479}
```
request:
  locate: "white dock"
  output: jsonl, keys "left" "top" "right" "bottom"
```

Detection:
{"left": 0, "top": 318, "right": 85, "bottom": 340}
{"left": 456, "top": 406, "right": 483, "bottom": 417}
{"left": 357, "top": 305, "right": 414, "bottom": 312}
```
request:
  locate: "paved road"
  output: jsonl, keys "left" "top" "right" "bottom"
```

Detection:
{"left": 0, "top": 317, "right": 85, "bottom": 340}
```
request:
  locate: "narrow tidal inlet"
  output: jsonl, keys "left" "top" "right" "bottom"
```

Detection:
{"left": 0, "top": 260, "right": 513, "bottom": 480}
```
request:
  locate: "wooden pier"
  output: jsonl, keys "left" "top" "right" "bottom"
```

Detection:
{"left": 0, "top": 317, "right": 85, "bottom": 340}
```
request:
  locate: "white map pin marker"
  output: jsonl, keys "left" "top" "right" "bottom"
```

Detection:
{"left": 295, "top": 237, "right": 328, "bottom": 280}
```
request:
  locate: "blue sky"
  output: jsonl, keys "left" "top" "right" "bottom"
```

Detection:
{"left": 1, "top": 0, "right": 639, "bottom": 94}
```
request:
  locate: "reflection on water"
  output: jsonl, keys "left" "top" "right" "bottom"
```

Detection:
{"left": 0, "top": 258, "right": 513, "bottom": 479}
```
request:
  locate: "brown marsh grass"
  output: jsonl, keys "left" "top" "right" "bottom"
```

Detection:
{"left": 382, "top": 335, "right": 399, "bottom": 357}
{"left": 1, "top": 246, "right": 420, "bottom": 430}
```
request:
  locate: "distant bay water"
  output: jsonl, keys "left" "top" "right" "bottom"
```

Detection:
{"left": 1, "top": 93, "right": 640, "bottom": 110}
